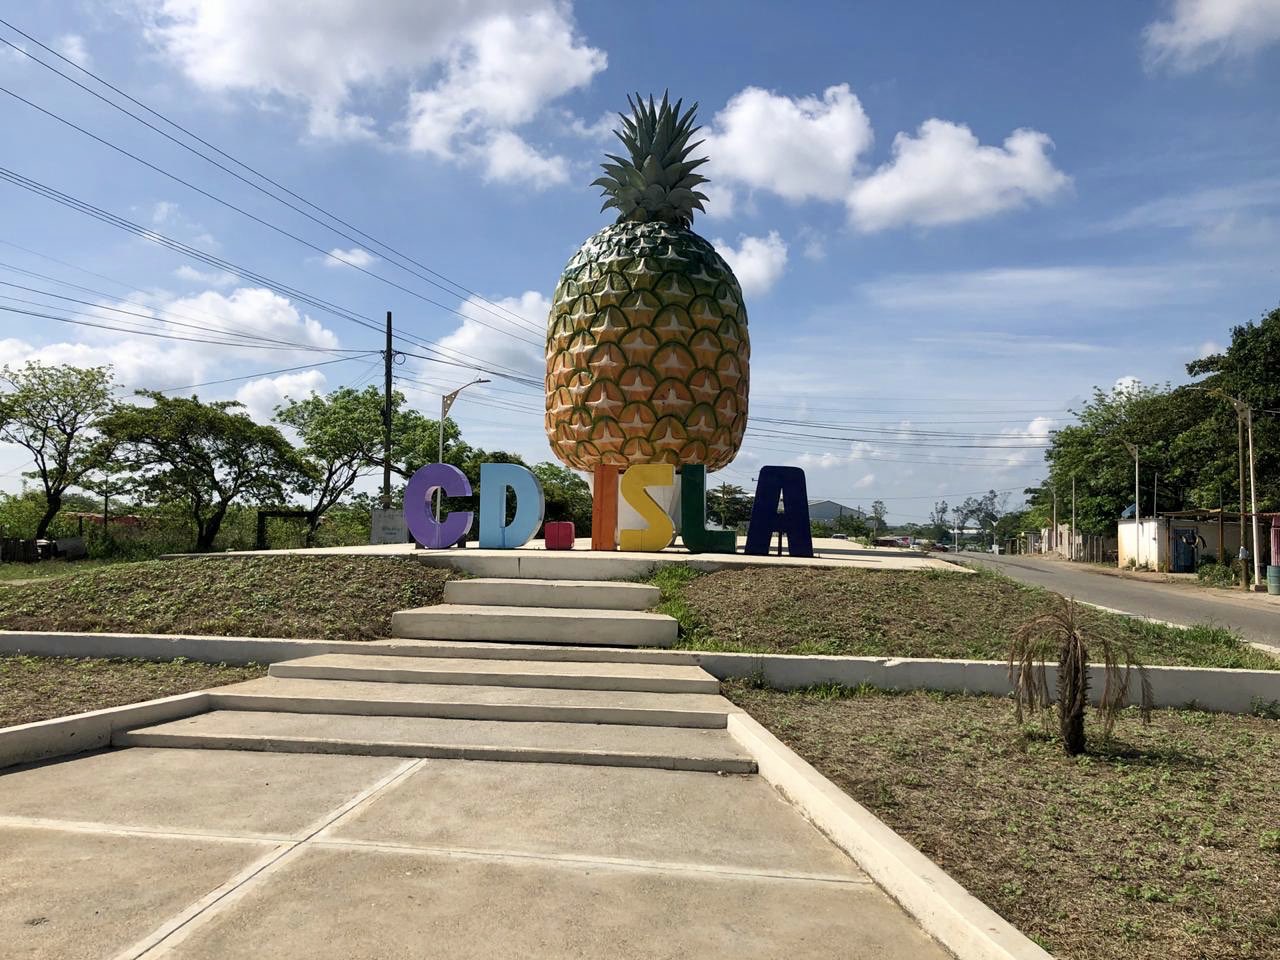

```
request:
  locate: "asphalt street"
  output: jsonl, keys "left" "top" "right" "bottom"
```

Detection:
{"left": 958, "top": 552, "right": 1280, "bottom": 651}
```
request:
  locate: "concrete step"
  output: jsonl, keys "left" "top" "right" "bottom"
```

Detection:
{"left": 444, "top": 578, "right": 659, "bottom": 611}
{"left": 391, "top": 604, "right": 678, "bottom": 647}
{"left": 113, "top": 711, "right": 755, "bottom": 773}
{"left": 269, "top": 654, "right": 718, "bottom": 694}
{"left": 208, "top": 677, "right": 734, "bottom": 729}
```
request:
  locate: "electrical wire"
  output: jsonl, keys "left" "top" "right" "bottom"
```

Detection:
{"left": 0, "top": 22, "right": 544, "bottom": 338}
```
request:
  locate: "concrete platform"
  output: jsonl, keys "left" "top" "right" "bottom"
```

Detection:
{"left": 444, "top": 577, "right": 660, "bottom": 610}
{"left": 208, "top": 677, "right": 735, "bottom": 728}
{"left": 391, "top": 604, "right": 679, "bottom": 647}
{"left": 326, "top": 759, "right": 854, "bottom": 876}
{"left": 168, "top": 537, "right": 957, "bottom": 579}
{"left": 115, "top": 711, "right": 755, "bottom": 772}
{"left": 0, "top": 749, "right": 949, "bottom": 960}
{"left": 0, "top": 747, "right": 406, "bottom": 838}
{"left": 268, "top": 653, "right": 718, "bottom": 693}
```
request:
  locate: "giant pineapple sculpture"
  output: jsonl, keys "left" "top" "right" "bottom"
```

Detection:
{"left": 545, "top": 93, "right": 749, "bottom": 472}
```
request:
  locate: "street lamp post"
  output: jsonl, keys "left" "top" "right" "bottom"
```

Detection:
{"left": 1123, "top": 441, "right": 1140, "bottom": 569}
{"left": 437, "top": 378, "right": 490, "bottom": 523}
{"left": 1191, "top": 386, "right": 1260, "bottom": 590}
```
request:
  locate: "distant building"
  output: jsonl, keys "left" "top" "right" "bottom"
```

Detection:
{"left": 808, "top": 500, "right": 866, "bottom": 525}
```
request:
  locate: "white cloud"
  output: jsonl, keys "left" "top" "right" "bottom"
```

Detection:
{"left": 698, "top": 182, "right": 737, "bottom": 220}
{"left": 1196, "top": 339, "right": 1223, "bottom": 359}
{"left": 1144, "top": 0, "right": 1280, "bottom": 71}
{"left": 136, "top": 0, "right": 604, "bottom": 170}
{"left": 862, "top": 264, "right": 1204, "bottom": 313}
{"left": 713, "top": 231, "right": 789, "bottom": 297}
{"left": 174, "top": 264, "right": 236, "bottom": 287}
{"left": 852, "top": 472, "right": 875, "bottom": 490}
{"left": 162, "top": 287, "right": 341, "bottom": 351}
{"left": 847, "top": 120, "right": 1069, "bottom": 231}
{"left": 436, "top": 290, "right": 547, "bottom": 377}
{"left": 1114, "top": 375, "right": 1143, "bottom": 395}
{"left": 705, "top": 84, "right": 873, "bottom": 204}
{"left": 55, "top": 34, "right": 92, "bottom": 68}
{"left": 235, "top": 370, "right": 328, "bottom": 423}
{"left": 324, "top": 247, "right": 379, "bottom": 269}
{"left": 479, "top": 130, "right": 568, "bottom": 187}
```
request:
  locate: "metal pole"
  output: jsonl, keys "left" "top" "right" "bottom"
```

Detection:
{"left": 1238, "top": 411, "right": 1248, "bottom": 590}
{"left": 1246, "top": 404, "right": 1261, "bottom": 590}
{"left": 381, "top": 311, "right": 393, "bottom": 511}
{"left": 436, "top": 393, "right": 445, "bottom": 523}
{"left": 1052, "top": 484, "right": 1057, "bottom": 555}
{"left": 1134, "top": 450, "right": 1140, "bottom": 569}
{"left": 1070, "top": 475, "right": 1076, "bottom": 561}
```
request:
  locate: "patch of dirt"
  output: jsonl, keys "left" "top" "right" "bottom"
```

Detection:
{"left": 0, "top": 556, "right": 453, "bottom": 641}
{"left": 727, "top": 683, "right": 1280, "bottom": 960}
{"left": 0, "top": 655, "right": 266, "bottom": 727}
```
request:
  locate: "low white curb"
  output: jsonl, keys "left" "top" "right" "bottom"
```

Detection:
{"left": 727, "top": 712, "right": 1051, "bottom": 960}
{"left": 3, "top": 631, "right": 1277, "bottom": 714}
{"left": 0, "top": 691, "right": 209, "bottom": 770}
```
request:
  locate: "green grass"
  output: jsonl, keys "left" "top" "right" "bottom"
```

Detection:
{"left": 727, "top": 682, "right": 1280, "bottom": 960}
{"left": 0, "top": 654, "right": 266, "bottom": 727}
{"left": 653, "top": 564, "right": 1277, "bottom": 670}
{"left": 0, "top": 559, "right": 120, "bottom": 583}
{"left": 0, "top": 556, "right": 453, "bottom": 640}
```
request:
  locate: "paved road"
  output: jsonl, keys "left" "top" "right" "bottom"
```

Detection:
{"left": 959, "top": 552, "right": 1280, "bottom": 651}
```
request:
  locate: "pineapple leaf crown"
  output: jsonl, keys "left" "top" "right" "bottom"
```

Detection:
{"left": 592, "top": 91, "right": 710, "bottom": 229}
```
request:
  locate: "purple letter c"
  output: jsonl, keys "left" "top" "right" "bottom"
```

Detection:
{"left": 404, "top": 463, "right": 473, "bottom": 549}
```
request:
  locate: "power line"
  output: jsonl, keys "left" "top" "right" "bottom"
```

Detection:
{"left": 155, "top": 353, "right": 378, "bottom": 393}
{"left": 0, "top": 22, "right": 545, "bottom": 339}
{"left": 0, "top": 279, "right": 360, "bottom": 355}
{"left": 0, "top": 82, "right": 543, "bottom": 348}
{"left": 0, "top": 236, "right": 540, "bottom": 382}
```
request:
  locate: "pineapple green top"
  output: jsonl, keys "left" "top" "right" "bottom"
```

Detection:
{"left": 593, "top": 92, "right": 710, "bottom": 229}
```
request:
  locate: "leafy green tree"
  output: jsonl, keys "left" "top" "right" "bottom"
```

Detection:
{"left": 706, "top": 482, "right": 752, "bottom": 528}
{"left": 275, "top": 385, "right": 385, "bottom": 536}
{"left": 0, "top": 362, "right": 116, "bottom": 538}
{"left": 101, "top": 392, "right": 310, "bottom": 551}
{"left": 532, "top": 462, "right": 592, "bottom": 530}
{"left": 870, "top": 500, "right": 887, "bottom": 538}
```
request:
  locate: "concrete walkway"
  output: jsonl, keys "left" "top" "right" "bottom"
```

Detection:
{"left": 1, "top": 747, "right": 948, "bottom": 959}
{"left": 1, "top": 574, "right": 955, "bottom": 958}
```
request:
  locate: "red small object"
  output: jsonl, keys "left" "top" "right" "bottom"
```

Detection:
{"left": 544, "top": 521, "right": 575, "bottom": 550}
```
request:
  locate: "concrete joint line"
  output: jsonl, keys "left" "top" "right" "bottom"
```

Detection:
{"left": 118, "top": 758, "right": 425, "bottom": 960}
{"left": 0, "top": 814, "right": 288, "bottom": 845}
{"left": 308, "top": 836, "right": 870, "bottom": 887}
{"left": 726, "top": 713, "right": 1051, "bottom": 960}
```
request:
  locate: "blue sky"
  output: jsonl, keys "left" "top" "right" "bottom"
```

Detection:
{"left": 1, "top": 1, "right": 1278, "bottom": 521}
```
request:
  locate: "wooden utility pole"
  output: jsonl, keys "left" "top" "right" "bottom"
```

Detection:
{"left": 382, "top": 311, "right": 393, "bottom": 510}
{"left": 1070, "top": 475, "right": 1076, "bottom": 562}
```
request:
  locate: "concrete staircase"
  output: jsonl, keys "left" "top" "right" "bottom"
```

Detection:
{"left": 115, "top": 578, "right": 752, "bottom": 773}
{"left": 391, "top": 578, "right": 677, "bottom": 647}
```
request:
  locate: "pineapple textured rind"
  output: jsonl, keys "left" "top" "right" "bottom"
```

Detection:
{"left": 545, "top": 220, "right": 750, "bottom": 471}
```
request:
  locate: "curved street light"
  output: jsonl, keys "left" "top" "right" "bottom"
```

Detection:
{"left": 437, "top": 377, "right": 490, "bottom": 522}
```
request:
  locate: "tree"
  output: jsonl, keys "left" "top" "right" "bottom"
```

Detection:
{"left": 275, "top": 386, "right": 384, "bottom": 536}
{"left": 956, "top": 490, "right": 1008, "bottom": 547}
{"left": 0, "top": 362, "right": 115, "bottom": 538}
{"left": 870, "top": 500, "right": 887, "bottom": 538}
{"left": 532, "top": 462, "right": 592, "bottom": 530}
{"left": 101, "top": 392, "right": 310, "bottom": 551}
{"left": 926, "top": 500, "right": 949, "bottom": 541}
{"left": 1008, "top": 596, "right": 1152, "bottom": 755}
{"left": 706, "top": 482, "right": 752, "bottom": 528}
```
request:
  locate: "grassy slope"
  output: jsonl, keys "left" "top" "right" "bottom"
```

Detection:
{"left": 653, "top": 564, "right": 1277, "bottom": 670}
{"left": 0, "top": 654, "right": 266, "bottom": 727}
{"left": 728, "top": 683, "right": 1280, "bottom": 960}
{"left": 0, "top": 556, "right": 452, "bottom": 641}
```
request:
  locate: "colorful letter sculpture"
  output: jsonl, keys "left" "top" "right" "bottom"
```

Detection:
{"left": 745, "top": 465, "right": 813, "bottom": 558}
{"left": 478, "top": 463, "right": 545, "bottom": 549}
{"left": 680, "top": 465, "right": 735, "bottom": 554}
{"left": 404, "top": 463, "right": 473, "bottom": 549}
{"left": 591, "top": 464, "right": 620, "bottom": 551}
{"left": 619, "top": 463, "right": 676, "bottom": 552}
{"left": 544, "top": 521, "right": 575, "bottom": 550}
